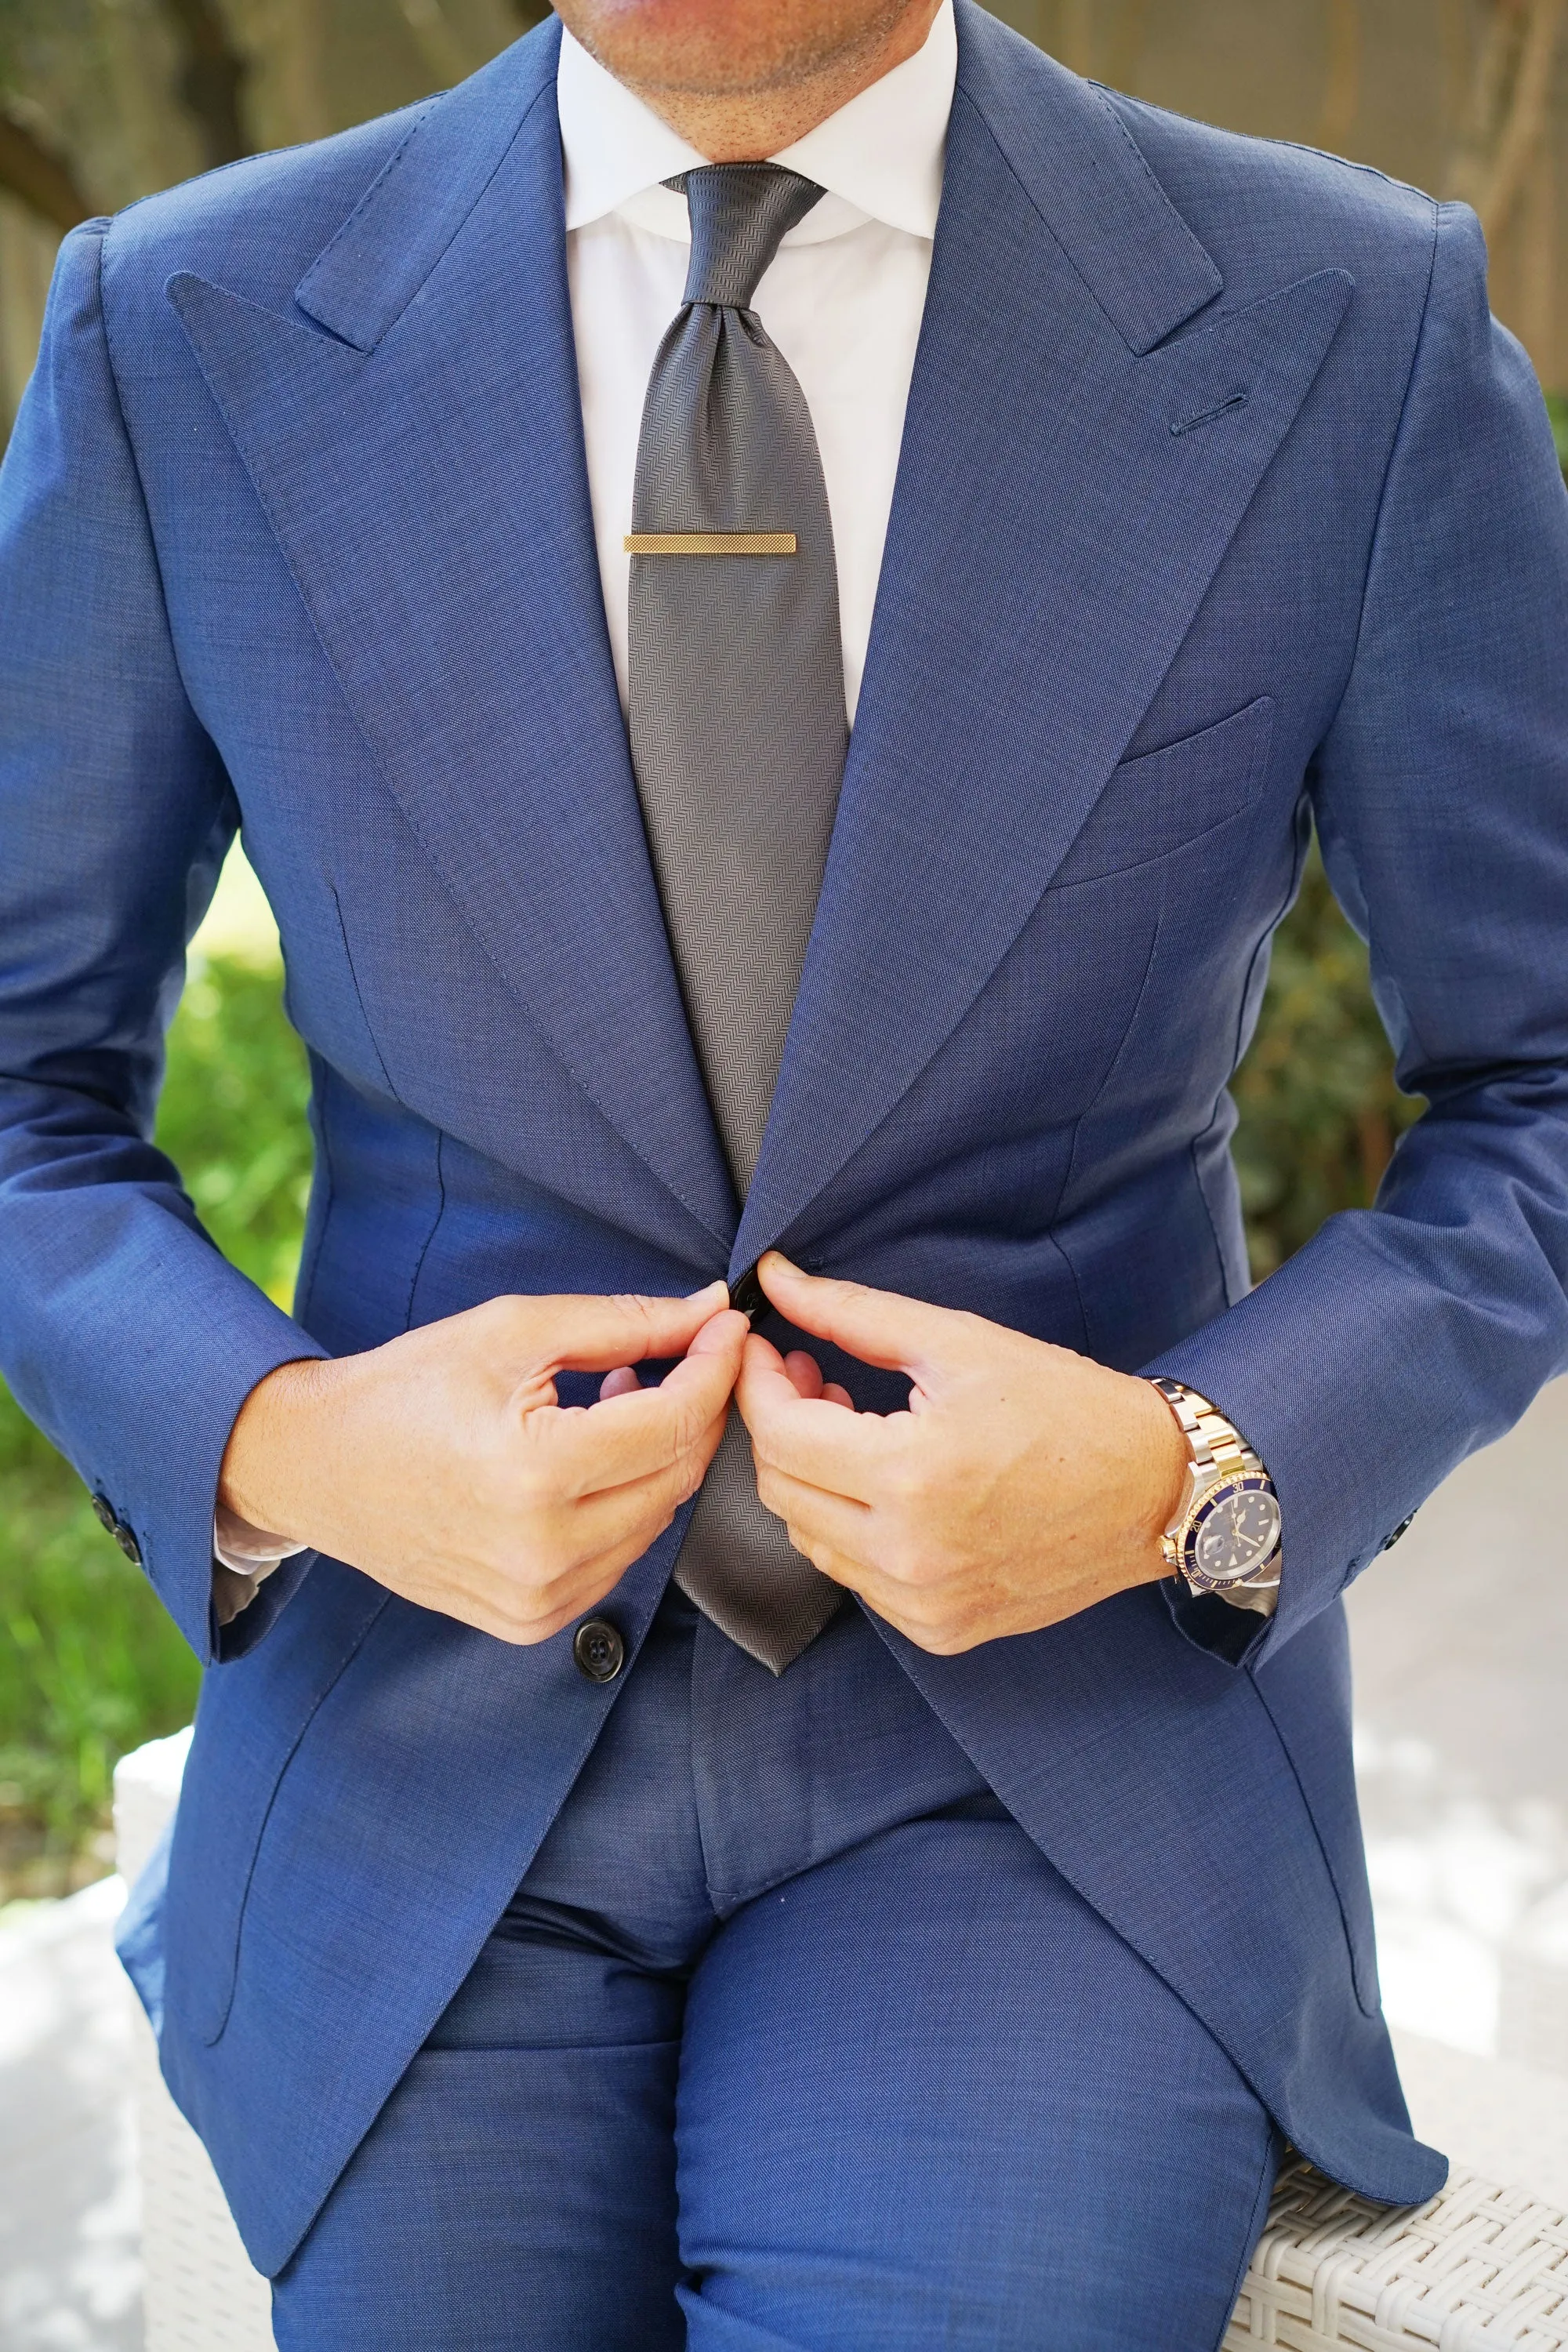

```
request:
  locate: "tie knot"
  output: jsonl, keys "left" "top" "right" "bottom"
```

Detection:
{"left": 671, "top": 164, "right": 825, "bottom": 310}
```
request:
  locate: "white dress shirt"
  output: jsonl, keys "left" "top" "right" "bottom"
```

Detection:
{"left": 216, "top": 4, "right": 1278, "bottom": 1621}
{"left": 560, "top": 2, "right": 955, "bottom": 720}
{"left": 212, "top": 5, "right": 956, "bottom": 1587}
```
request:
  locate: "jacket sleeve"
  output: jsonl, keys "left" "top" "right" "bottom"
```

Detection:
{"left": 0, "top": 223, "right": 327, "bottom": 1664}
{"left": 1149, "top": 201, "right": 1568, "bottom": 1669}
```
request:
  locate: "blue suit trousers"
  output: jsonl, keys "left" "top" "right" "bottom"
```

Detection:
{"left": 270, "top": 1595, "right": 1282, "bottom": 2349}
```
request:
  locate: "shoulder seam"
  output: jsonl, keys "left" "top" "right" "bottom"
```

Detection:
{"left": 1102, "top": 86, "right": 1439, "bottom": 215}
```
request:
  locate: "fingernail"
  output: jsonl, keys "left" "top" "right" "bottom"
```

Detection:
{"left": 684, "top": 1279, "right": 728, "bottom": 1302}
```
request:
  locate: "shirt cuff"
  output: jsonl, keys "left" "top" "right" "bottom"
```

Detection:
{"left": 212, "top": 1506, "right": 308, "bottom": 1628}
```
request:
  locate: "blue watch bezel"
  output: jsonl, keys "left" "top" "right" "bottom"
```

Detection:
{"left": 1180, "top": 1472, "right": 1282, "bottom": 1592}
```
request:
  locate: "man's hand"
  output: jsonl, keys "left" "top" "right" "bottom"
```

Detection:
{"left": 735, "top": 1254, "right": 1188, "bottom": 1655}
{"left": 220, "top": 1286, "right": 746, "bottom": 1645}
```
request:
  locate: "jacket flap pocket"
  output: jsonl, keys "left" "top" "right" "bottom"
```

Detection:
{"left": 1052, "top": 696, "right": 1276, "bottom": 889}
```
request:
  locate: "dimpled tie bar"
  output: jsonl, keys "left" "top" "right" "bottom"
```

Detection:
{"left": 626, "top": 163, "right": 849, "bottom": 1674}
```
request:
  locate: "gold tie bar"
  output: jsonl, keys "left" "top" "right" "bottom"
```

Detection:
{"left": 624, "top": 532, "right": 797, "bottom": 556}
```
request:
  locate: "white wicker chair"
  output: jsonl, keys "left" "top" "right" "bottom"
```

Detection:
{"left": 1225, "top": 2160, "right": 1568, "bottom": 2349}
{"left": 115, "top": 1734, "right": 275, "bottom": 2352}
{"left": 114, "top": 1737, "right": 1568, "bottom": 2351}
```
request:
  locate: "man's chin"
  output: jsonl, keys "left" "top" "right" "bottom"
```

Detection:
{"left": 554, "top": 0, "right": 917, "bottom": 101}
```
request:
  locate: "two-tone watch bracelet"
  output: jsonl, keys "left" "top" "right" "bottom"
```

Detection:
{"left": 1149, "top": 1377, "right": 1283, "bottom": 1609}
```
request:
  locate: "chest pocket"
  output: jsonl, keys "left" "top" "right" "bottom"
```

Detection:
{"left": 1050, "top": 696, "right": 1276, "bottom": 889}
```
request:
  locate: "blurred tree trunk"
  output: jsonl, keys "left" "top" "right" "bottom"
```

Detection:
{"left": 1516, "top": 96, "right": 1558, "bottom": 358}
{"left": 398, "top": 0, "right": 486, "bottom": 82}
{"left": 0, "top": 193, "right": 64, "bottom": 434}
{"left": 1032, "top": 2, "right": 1149, "bottom": 90}
{"left": 159, "top": 0, "right": 253, "bottom": 167}
{"left": 1450, "top": 0, "right": 1567, "bottom": 243}
{"left": 1106, "top": 0, "right": 1151, "bottom": 91}
{"left": 1441, "top": 0, "right": 1475, "bottom": 136}
{"left": 252, "top": 0, "right": 335, "bottom": 147}
{"left": 1316, "top": 0, "right": 1363, "bottom": 152}
{"left": 0, "top": 101, "right": 91, "bottom": 230}
{"left": 1055, "top": 0, "right": 1094, "bottom": 74}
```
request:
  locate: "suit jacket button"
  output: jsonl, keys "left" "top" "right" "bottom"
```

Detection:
{"left": 729, "top": 1265, "right": 766, "bottom": 1322}
{"left": 90, "top": 1493, "right": 118, "bottom": 1534}
{"left": 114, "top": 1523, "right": 143, "bottom": 1567}
{"left": 572, "top": 1617, "right": 625, "bottom": 1684}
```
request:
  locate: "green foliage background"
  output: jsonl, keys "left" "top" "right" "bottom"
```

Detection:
{"left": 0, "top": 952, "right": 311, "bottom": 1896}
{"left": 1549, "top": 392, "right": 1568, "bottom": 470}
{"left": 0, "top": 851, "right": 1421, "bottom": 1887}
{"left": 1232, "top": 848, "right": 1422, "bottom": 1274}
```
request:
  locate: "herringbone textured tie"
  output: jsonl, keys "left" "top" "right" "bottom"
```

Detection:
{"left": 627, "top": 164, "right": 849, "bottom": 1674}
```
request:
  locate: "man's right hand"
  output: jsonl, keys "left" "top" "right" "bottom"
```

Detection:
{"left": 217, "top": 1286, "right": 746, "bottom": 1645}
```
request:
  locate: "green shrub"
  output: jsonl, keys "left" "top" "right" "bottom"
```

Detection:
{"left": 0, "top": 1471, "right": 202, "bottom": 1869}
{"left": 1548, "top": 393, "right": 1568, "bottom": 474}
{"left": 153, "top": 957, "right": 314, "bottom": 1308}
{"left": 1234, "top": 844, "right": 1422, "bottom": 1276}
{"left": 0, "top": 953, "right": 310, "bottom": 1893}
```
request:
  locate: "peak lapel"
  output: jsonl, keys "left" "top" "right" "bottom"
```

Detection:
{"left": 169, "top": 24, "right": 736, "bottom": 1247}
{"left": 735, "top": 7, "right": 1352, "bottom": 1273}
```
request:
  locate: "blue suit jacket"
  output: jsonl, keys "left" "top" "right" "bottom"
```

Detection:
{"left": 2, "top": 2, "right": 1566, "bottom": 2273}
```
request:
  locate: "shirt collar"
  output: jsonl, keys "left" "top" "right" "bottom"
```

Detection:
{"left": 557, "top": 0, "right": 954, "bottom": 246}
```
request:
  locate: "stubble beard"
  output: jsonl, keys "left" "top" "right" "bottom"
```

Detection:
{"left": 558, "top": 0, "right": 923, "bottom": 102}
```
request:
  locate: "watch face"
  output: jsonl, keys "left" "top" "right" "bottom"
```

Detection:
{"left": 1188, "top": 1479, "right": 1282, "bottom": 1587}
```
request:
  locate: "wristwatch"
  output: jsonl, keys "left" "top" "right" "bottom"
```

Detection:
{"left": 1149, "top": 1378, "right": 1283, "bottom": 1615}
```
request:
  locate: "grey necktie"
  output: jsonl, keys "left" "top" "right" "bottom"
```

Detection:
{"left": 626, "top": 164, "right": 849, "bottom": 1675}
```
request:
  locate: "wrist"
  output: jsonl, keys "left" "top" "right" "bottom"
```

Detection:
{"left": 1133, "top": 1372, "right": 1191, "bottom": 1554}
{"left": 218, "top": 1356, "right": 337, "bottom": 1544}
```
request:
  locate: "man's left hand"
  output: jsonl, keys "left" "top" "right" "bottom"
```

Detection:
{"left": 735, "top": 1254, "right": 1189, "bottom": 1655}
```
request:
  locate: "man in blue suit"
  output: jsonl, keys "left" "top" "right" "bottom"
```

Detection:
{"left": 2, "top": 0, "right": 1566, "bottom": 2337}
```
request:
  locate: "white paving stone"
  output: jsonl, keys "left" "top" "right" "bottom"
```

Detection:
{"left": 0, "top": 1878, "right": 141, "bottom": 2351}
{"left": 1348, "top": 1378, "right": 1568, "bottom": 2070}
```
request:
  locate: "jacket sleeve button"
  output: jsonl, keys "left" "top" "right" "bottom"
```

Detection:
{"left": 572, "top": 1617, "right": 626, "bottom": 1683}
{"left": 91, "top": 1492, "right": 118, "bottom": 1534}
{"left": 114, "top": 1523, "right": 143, "bottom": 1568}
